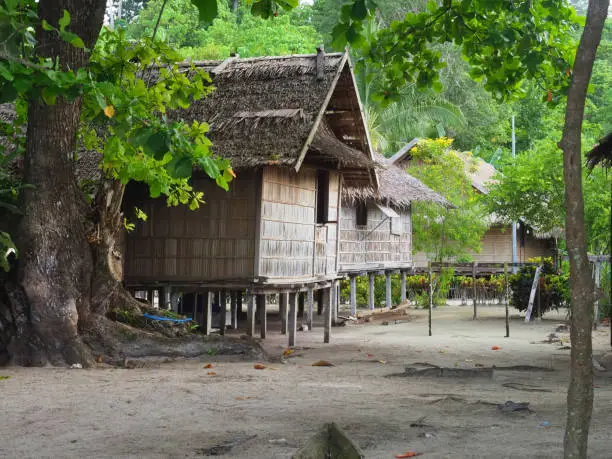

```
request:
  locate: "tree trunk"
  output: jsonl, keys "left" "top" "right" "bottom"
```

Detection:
{"left": 560, "top": 1, "right": 609, "bottom": 457}
{"left": 10, "top": 0, "right": 107, "bottom": 366}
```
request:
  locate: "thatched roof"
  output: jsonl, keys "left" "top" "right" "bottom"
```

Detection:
{"left": 174, "top": 51, "right": 376, "bottom": 186}
{"left": 343, "top": 154, "right": 452, "bottom": 209}
{"left": 586, "top": 132, "right": 612, "bottom": 169}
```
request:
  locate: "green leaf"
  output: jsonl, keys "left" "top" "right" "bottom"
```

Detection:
{"left": 61, "top": 31, "right": 85, "bottom": 49}
{"left": 144, "top": 131, "right": 169, "bottom": 160}
{"left": 174, "top": 157, "right": 193, "bottom": 179}
{"left": 58, "top": 10, "right": 70, "bottom": 31}
{"left": 251, "top": 0, "right": 273, "bottom": 19}
{"left": 199, "top": 156, "right": 220, "bottom": 179}
{"left": 190, "top": 0, "right": 219, "bottom": 23}
{"left": 215, "top": 175, "right": 229, "bottom": 191}
{"left": 41, "top": 20, "right": 55, "bottom": 32}
{"left": 351, "top": 0, "right": 368, "bottom": 20}
{"left": 0, "top": 63, "right": 14, "bottom": 82}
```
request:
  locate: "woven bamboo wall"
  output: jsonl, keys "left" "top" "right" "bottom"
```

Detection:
{"left": 123, "top": 171, "right": 258, "bottom": 282}
{"left": 412, "top": 225, "right": 556, "bottom": 267}
{"left": 338, "top": 201, "right": 412, "bottom": 271}
{"left": 258, "top": 166, "right": 339, "bottom": 279}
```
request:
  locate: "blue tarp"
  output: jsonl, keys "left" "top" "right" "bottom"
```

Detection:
{"left": 143, "top": 313, "right": 192, "bottom": 323}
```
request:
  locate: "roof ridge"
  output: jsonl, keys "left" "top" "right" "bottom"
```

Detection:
{"left": 178, "top": 52, "right": 346, "bottom": 69}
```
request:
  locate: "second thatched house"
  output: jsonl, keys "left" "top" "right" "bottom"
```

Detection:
{"left": 337, "top": 154, "right": 450, "bottom": 312}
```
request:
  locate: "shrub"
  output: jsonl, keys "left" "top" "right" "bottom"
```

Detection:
{"left": 509, "top": 257, "right": 569, "bottom": 319}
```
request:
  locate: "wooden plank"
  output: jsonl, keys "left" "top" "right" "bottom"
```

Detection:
{"left": 323, "top": 287, "right": 332, "bottom": 343}
{"left": 288, "top": 292, "right": 298, "bottom": 347}
{"left": 400, "top": 271, "right": 407, "bottom": 303}
{"left": 258, "top": 294, "right": 267, "bottom": 339}
{"left": 247, "top": 295, "right": 255, "bottom": 337}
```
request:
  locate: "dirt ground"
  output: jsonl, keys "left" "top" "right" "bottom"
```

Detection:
{"left": 1, "top": 304, "right": 611, "bottom": 459}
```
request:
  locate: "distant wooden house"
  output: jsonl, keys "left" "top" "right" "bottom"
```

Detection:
{"left": 338, "top": 154, "right": 450, "bottom": 312}
{"left": 389, "top": 140, "right": 557, "bottom": 268}
{"left": 122, "top": 50, "right": 376, "bottom": 344}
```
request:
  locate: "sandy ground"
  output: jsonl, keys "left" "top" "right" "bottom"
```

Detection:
{"left": 1, "top": 304, "right": 611, "bottom": 459}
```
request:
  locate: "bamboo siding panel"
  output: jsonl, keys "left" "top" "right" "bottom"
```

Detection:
{"left": 123, "top": 172, "right": 258, "bottom": 282}
{"left": 338, "top": 201, "right": 412, "bottom": 270}
{"left": 258, "top": 166, "right": 317, "bottom": 279}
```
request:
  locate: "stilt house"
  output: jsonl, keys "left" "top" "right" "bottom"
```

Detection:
{"left": 122, "top": 50, "right": 376, "bottom": 343}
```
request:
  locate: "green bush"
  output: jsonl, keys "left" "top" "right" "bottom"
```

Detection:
{"left": 509, "top": 257, "right": 569, "bottom": 319}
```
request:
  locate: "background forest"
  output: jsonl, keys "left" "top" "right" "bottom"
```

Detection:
{"left": 109, "top": 0, "right": 611, "bottom": 258}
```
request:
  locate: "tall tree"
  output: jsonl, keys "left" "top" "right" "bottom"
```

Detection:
{"left": 559, "top": 1, "right": 609, "bottom": 456}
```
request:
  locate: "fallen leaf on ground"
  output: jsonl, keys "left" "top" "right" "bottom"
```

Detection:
{"left": 395, "top": 452, "right": 421, "bottom": 458}
{"left": 0, "top": 376, "right": 10, "bottom": 381}
{"left": 203, "top": 363, "right": 214, "bottom": 369}
{"left": 207, "top": 372, "right": 217, "bottom": 376}
{"left": 254, "top": 363, "right": 266, "bottom": 370}
{"left": 378, "top": 360, "right": 387, "bottom": 364}
{"left": 283, "top": 349, "right": 294, "bottom": 357}
{"left": 439, "top": 349, "right": 446, "bottom": 353}
{"left": 236, "top": 396, "right": 245, "bottom": 400}
{"left": 312, "top": 360, "right": 334, "bottom": 367}
{"left": 491, "top": 346, "right": 502, "bottom": 351}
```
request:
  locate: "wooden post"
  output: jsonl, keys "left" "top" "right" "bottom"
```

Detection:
{"left": 237, "top": 293, "right": 244, "bottom": 320}
{"left": 203, "top": 291, "right": 212, "bottom": 336}
{"left": 306, "top": 287, "right": 314, "bottom": 330}
{"left": 194, "top": 292, "right": 200, "bottom": 324}
{"left": 317, "top": 290, "right": 324, "bottom": 315}
{"left": 219, "top": 291, "right": 227, "bottom": 336}
{"left": 323, "top": 287, "right": 332, "bottom": 343}
{"left": 428, "top": 262, "right": 432, "bottom": 336}
{"left": 504, "top": 263, "right": 510, "bottom": 338}
{"left": 368, "top": 273, "right": 375, "bottom": 310}
{"left": 230, "top": 292, "right": 238, "bottom": 329}
{"left": 161, "top": 285, "right": 171, "bottom": 310}
{"left": 246, "top": 295, "right": 255, "bottom": 337}
{"left": 298, "top": 292, "right": 305, "bottom": 319}
{"left": 331, "top": 281, "right": 338, "bottom": 324}
{"left": 594, "top": 261, "right": 601, "bottom": 330}
{"left": 257, "top": 294, "right": 266, "bottom": 339}
{"left": 385, "top": 271, "right": 392, "bottom": 309}
{"left": 400, "top": 271, "right": 407, "bottom": 303}
{"left": 349, "top": 275, "right": 357, "bottom": 317}
{"left": 472, "top": 262, "right": 477, "bottom": 320}
{"left": 279, "top": 292, "right": 288, "bottom": 335}
{"left": 536, "top": 276, "right": 541, "bottom": 321}
{"left": 288, "top": 292, "right": 298, "bottom": 347}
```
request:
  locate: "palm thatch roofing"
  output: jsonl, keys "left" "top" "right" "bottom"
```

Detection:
{"left": 586, "top": 132, "right": 612, "bottom": 169}
{"left": 342, "top": 154, "right": 452, "bottom": 209}
{"left": 175, "top": 50, "right": 376, "bottom": 187}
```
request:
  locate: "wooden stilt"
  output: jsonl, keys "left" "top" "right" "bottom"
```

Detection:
{"left": 385, "top": 272, "right": 392, "bottom": 308}
{"left": 317, "top": 290, "right": 324, "bottom": 315}
{"left": 247, "top": 295, "right": 255, "bottom": 337}
{"left": 203, "top": 291, "right": 212, "bottom": 336}
{"left": 298, "top": 292, "right": 305, "bottom": 319}
{"left": 288, "top": 292, "right": 298, "bottom": 347}
{"left": 400, "top": 271, "right": 407, "bottom": 303}
{"left": 230, "top": 292, "right": 238, "bottom": 329}
{"left": 306, "top": 287, "right": 314, "bottom": 330}
{"left": 237, "top": 293, "right": 244, "bottom": 320}
{"left": 257, "top": 294, "right": 267, "bottom": 339}
{"left": 279, "top": 292, "right": 288, "bottom": 335}
{"left": 331, "top": 281, "right": 338, "bottom": 324}
{"left": 219, "top": 291, "right": 227, "bottom": 335}
{"left": 349, "top": 275, "right": 357, "bottom": 316}
{"left": 194, "top": 292, "right": 200, "bottom": 324}
{"left": 368, "top": 273, "right": 375, "bottom": 310}
{"left": 323, "top": 287, "right": 332, "bottom": 343}
{"left": 594, "top": 261, "right": 601, "bottom": 329}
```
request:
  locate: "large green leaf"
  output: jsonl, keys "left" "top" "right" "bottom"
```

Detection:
{"left": 190, "top": 0, "right": 218, "bottom": 23}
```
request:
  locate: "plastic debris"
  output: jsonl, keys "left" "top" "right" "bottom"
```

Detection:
{"left": 491, "top": 346, "right": 502, "bottom": 351}
{"left": 283, "top": 348, "right": 295, "bottom": 357}
{"left": 539, "top": 421, "right": 551, "bottom": 427}
{"left": 203, "top": 363, "right": 214, "bottom": 369}
{"left": 70, "top": 363, "right": 83, "bottom": 369}
{"left": 253, "top": 363, "right": 266, "bottom": 370}
{"left": 395, "top": 452, "right": 421, "bottom": 458}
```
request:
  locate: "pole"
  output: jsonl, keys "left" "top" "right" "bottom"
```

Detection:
{"left": 504, "top": 263, "right": 509, "bottom": 337}
{"left": 593, "top": 261, "right": 601, "bottom": 330}
{"left": 428, "top": 262, "right": 432, "bottom": 336}
{"left": 511, "top": 115, "right": 518, "bottom": 273}
{"left": 472, "top": 262, "right": 477, "bottom": 320}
